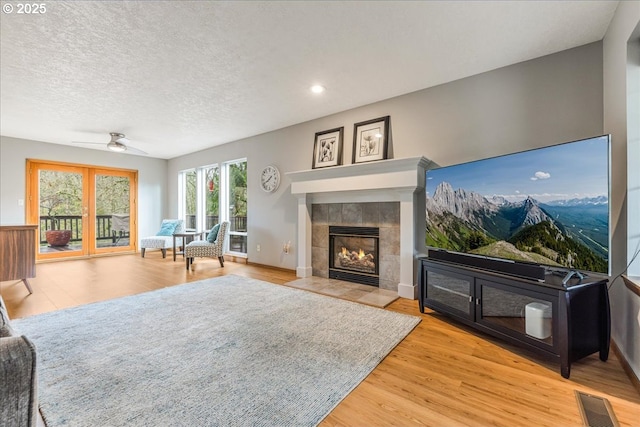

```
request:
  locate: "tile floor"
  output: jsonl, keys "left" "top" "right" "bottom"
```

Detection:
{"left": 283, "top": 277, "right": 398, "bottom": 308}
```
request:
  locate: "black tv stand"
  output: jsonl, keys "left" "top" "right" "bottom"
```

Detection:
{"left": 427, "top": 249, "right": 546, "bottom": 281}
{"left": 562, "top": 270, "right": 584, "bottom": 286}
{"left": 419, "top": 257, "right": 610, "bottom": 378}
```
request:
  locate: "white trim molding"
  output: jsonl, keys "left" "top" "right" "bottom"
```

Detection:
{"left": 287, "top": 157, "right": 436, "bottom": 299}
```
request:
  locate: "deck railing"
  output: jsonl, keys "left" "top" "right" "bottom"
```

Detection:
{"left": 39, "top": 215, "right": 247, "bottom": 245}
{"left": 39, "top": 215, "right": 129, "bottom": 244}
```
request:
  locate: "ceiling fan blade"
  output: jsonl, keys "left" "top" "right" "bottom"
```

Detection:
{"left": 125, "top": 145, "right": 148, "bottom": 155}
{"left": 72, "top": 141, "right": 104, "bottom": 146}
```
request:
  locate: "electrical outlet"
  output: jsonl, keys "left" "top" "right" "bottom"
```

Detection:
{"left": 257, "top": 244, "right": 261, "bottom": 252}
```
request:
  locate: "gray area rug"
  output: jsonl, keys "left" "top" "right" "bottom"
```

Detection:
{"left": 13, "top": 275, "right": 420, "bottom": 427}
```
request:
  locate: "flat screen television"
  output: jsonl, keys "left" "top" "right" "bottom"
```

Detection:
{"left": 425, "top": 135, "right": 610, "bottom": 276}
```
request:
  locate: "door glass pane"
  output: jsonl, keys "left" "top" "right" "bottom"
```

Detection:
{"left": 38, "top": 170, "right": 83, "bottom": 254}
{"left": 205, "top": 166, "right": 219, "bottom": 230}
{"left": 480, "top": 285, "right": 554, "bottom": 345}
{"left": 426, "top": 270, "right": 472, "bottom": 316}
{"left": 95, "top": 174, "right": 130, "bottom": 248}
{"left": 184, "top": 170, "right": 197, "bottom": 230}
{"left": 228, "top": 161, "right": 247, "bottom": 253}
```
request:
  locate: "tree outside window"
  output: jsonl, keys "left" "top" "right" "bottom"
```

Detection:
{"left": 228, "top": 161, "right": 247, "bottom": 231}
{"left": 205, "top": 166, "right": 220, "bottom": 229}
{"left": 184, "top": 170, "right": 197, "bottom": 229}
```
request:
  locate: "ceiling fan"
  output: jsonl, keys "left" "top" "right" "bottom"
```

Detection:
{"left": 72, "top": 132, "right": 148, "bottom": 155}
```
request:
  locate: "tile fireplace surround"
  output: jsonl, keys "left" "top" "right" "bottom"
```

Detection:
{"left": 287, "top": 157, "right": 435, "bottom": 299}
{"left": 312, "top": 202, "right": 398, "bottom": 290}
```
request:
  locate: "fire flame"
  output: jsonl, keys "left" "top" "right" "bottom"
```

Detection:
{"left": 340, "top": 247, "right": 366, "bottom": 259}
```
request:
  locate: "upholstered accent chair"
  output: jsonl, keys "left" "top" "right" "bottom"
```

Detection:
{"left": 140, "top": 219, "right": 184, "bottom": 258}
{"left": 1, "top": 294, "right": 38, "bottom": 427}
{"left": 185, "top": 221, "right": 229, "bottom": 270}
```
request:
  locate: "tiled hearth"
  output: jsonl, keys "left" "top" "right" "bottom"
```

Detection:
{"left": 287, "top": 157, "right": 435, "bottom": 299}
{"left": 312, "top": 202, "right": 400, "bottom": 290}
{"left": 284, "top": 276, "right": 399, "bottom": 308}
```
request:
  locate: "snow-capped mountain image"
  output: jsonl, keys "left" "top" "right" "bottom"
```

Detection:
{"left": 545, "top": 196, "right": 608, "bottom": 206}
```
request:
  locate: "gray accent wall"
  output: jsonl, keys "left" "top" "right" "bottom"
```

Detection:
{"left": 168, "top": 41, "right": 604, "bottom": 272}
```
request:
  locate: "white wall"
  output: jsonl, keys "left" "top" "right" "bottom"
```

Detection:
{"left": 168, "top": 42, "right": 604, "bottom": 272}
{"left": 603, "top": 0, "right": 640, "bottom": 380}
{"left": 0, "top": 136, "right": 168, "bottom": 240}
{"left": 627, "top": 36, "right": 640, "bottom": 276}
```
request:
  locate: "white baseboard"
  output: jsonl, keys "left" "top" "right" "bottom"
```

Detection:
{"left": 296, "top": 266, "right": 312, "bottom": 277}
{"left": 398, "top": 282, "right": 417, "bottom": 300}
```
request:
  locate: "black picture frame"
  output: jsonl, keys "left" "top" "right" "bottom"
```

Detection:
{"left": 352, "top": 116, "right": 390, "bottom": 164}
{"left": 312, "top": 127, "right": 344, "bottom": 169}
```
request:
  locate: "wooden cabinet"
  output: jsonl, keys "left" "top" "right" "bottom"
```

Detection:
{"left": 0, "top": 225, "right": 37, "bottom": 294}
{"left": 419, "top": 258, "right": 610, "bottom": 378}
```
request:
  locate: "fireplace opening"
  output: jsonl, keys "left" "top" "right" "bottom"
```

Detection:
{"left": 329, "top": 226, "right": 379, "bottom": 286}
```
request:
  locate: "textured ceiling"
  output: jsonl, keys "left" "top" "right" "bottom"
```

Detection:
{"left": 0, "top": 1, "right": 618, "bottom": 159}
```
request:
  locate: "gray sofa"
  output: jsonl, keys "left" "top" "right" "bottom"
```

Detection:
{"left": 0, "top": 294, "right": 38, "bottom": 427}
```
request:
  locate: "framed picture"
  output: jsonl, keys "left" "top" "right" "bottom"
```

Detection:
{"left": 312, "top": 127, "right": 344, "bottom": 169}
{"left": 352, "top": 116, "right": 390, "bottom": 164}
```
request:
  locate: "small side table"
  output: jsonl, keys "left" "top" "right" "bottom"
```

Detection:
{"left": 173, "top": 232, "right": 203, "bottom": 261}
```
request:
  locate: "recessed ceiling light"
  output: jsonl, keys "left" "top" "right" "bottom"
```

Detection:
{"left": 310, "top": 85, "right": 325, "bottom": 94}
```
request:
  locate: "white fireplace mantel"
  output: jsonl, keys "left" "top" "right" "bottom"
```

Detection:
{"left": 286, "top": 156, "right": 436, "bottom": 299}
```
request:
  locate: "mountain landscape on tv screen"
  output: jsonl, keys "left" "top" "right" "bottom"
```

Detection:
{"left": 426, "top": 182, "right": 608, "bottom": 273}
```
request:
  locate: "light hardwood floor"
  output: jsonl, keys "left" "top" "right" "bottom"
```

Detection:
{"left": 2, "top": 253, "right": 639, "bottom": 426}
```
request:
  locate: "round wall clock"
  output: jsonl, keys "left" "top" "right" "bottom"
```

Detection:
{"left": 260, "top": 165, "right": 281, "bottom": 193}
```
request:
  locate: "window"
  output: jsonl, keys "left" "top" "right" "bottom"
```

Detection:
{"left": 224, "top": 159, "right": 247, "bottom": 255}
{"left": 178, "top": 159, "right": 246, "bottom": 256}
{"left": 179, "top": 169, "right": 197, "bottom": 230}
{"left": 203, "top": 165, "right": 220, "bottom": 230}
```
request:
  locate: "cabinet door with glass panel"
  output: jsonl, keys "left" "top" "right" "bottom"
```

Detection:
{"left": 475, "top": 279, "right": 557, "bottom": 352}
{"left": 421, "top": 264, "right": 474, "bottom": 320}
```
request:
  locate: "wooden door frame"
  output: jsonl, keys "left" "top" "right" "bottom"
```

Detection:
{"left": 26, "top": 159, "right": 138, "bottom": 261}
{"left": 91, "top": 167, "right": 138, "bottom": 256}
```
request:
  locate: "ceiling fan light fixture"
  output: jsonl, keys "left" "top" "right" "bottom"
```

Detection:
{"left": 107, "top": 141, "right": 127, "bottom": 152}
